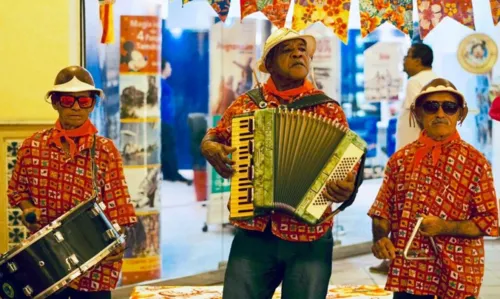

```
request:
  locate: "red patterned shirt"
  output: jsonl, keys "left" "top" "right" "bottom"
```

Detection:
{"left": 8, "top": 129, "right": 137, "bottom": 292}
{"left": 368, "top": 137, "right": 499, "bottom": 299}
{"left": 207, "top": 79, "right": 349, "bottom": 242}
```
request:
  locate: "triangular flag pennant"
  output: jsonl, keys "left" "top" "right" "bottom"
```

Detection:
{"left": 491, "top": 0, "right": 500, "bottom": 25}
{"left": 183, "top": 0, "right": 232, "bottom": 22}
{"left": 99, "top": 2, "right": 114, "bottom": 44}
{"left": 292, "top": 0, "right": 351, "bottom": 43}
{"left": 241, "top": 0, "right": 291, "bottom": 28}
{"left": 359, "top": 0, "right": 413, "bottom": 38}
{"left": 417, "top": 0, "right": 475, "bottom": 39}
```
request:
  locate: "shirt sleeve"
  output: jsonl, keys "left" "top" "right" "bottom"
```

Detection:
{"left": 7, "top": 140, "right": 31, "bottom": 207}
{"left": 205, "top": 95, "right": 249, "bottom": 146}
{"left": 101, "top": 143, "right": 137, "bottom": 228}
{"left": 368, "top": 159, "right": 396, "bottom": 220}
{"left": 469, "top": 162, "right": 499, "bottom": 236}
{"left": 403, "top": 79, "right": 422, "bottom": 109}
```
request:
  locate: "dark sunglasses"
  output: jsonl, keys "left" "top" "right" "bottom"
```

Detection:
{"left": 56, "top": 95, "right": 95, "bottom": 109}
{"left": 421, "top": 101, "right": 459, "bottom": 115}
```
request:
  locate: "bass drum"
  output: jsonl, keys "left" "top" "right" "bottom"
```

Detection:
{"left": 0, "top": 197, "right": 124, "bottom": 299}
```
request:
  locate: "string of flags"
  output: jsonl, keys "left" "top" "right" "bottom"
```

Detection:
{"left": 99, "top": 0, "right": 500, "bottom": 44}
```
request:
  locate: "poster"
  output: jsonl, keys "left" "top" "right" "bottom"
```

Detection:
{"left": 364, "top": 42, "right": 404, "bottom": 102}
{"left": 119, "top": 15, "right": 162, "bottom": 285}
{"left": 303, "top": 23, "right": 341, "bottom": 101}
{"left": 206, "top": 20, "right": 257, "bottom": 227}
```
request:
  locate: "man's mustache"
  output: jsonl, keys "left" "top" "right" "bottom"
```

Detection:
{"left": 431, "top": 118, "right": 449, "bottom": 125}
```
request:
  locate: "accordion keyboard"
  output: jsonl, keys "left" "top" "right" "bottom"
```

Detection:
{"left": 230, "top": 115, "right": 255, "bottom": 219}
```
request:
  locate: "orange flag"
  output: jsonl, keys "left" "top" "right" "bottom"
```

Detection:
{"left": 241, "top": 0, "right": 291, "bottom": 28}
{"left": 359, "top": 0, "right": 413, "bottom": 38}
{"left": 99, "top": 2, "right": 114, "bottom": 44}
{"left": 417, "top": 0, "right": 475, "bottom": 39}
{"left": 491, "top": 0, "right": 500, "bottom": 25}
{"left": 184, "top": 0, "right": 231, "bottom": 22}
{"left": 292, "top": 0, "right": 351, "bottom": 43}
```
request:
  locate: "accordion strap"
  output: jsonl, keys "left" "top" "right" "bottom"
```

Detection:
{"left": 246, "top": 88, "right": 339, "bottom": 110}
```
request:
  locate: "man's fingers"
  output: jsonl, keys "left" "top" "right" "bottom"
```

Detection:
{"left": 220, "top": 154, "right": 235, "bottom": 165}
{"left": 346, "top": 172, "right": 355, "bottom": 182}
{"left": 223, "top": 145, "right": 236, "bottom": 154}
{"left": 384, "top": 242, "right": 397, "bottom": 259}
{"left": 322, "top": 190, "right": 336, "bottom": 202}
{"left": 335, "top": 180, "right": 354, "bottom": 192}
{"left": 327, "top": 182, "right": 350, "bottom": 198}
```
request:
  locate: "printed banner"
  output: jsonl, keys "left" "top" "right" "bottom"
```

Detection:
{"left": 207, "top": 20, "right": 257, "bottom": 226}
{"left": 359, "top": 0, "right": 413, "bottom": 37}
{"left": 491, "top": 0, "right": 500, "bottom": 26}
{"left": 364, "top": 42, "right": 404, "bottom": 102}
{"left": 417, "top": 0, "right": 475, "bottom": 39}
{"left": 183, "top": 0, "right": 231, "bottom": 22}
{"left": 303, "top": 23, "right": 341, "bottom": 101}
{"left": 241, "top": 0, "right": 291, "bottom": 28}
{"left": 119, "top": 15, "right": 162, "bottom": 285}
{"left": 120, "top": 16, "right": 161, "bottom": 74}
{"left": 292, "top": 0, "right": 351, "bottom": 43}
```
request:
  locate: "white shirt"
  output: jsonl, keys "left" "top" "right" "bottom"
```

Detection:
{"left": 395, "top": 69, "right": 438, "bottom": 150}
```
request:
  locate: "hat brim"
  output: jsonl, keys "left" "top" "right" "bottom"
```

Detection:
{"left": 258, "top": 35, "right": 316, "bottom": 73}
{"left": 414, "top": 88, "right": 466, "bottom": 108}
{"left": 45, "top": 76, "right": 105, "bottom": 99}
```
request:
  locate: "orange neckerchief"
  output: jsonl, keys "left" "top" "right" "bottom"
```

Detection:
{"left": 413, "top": 130, "right": 460, "bottom": 167}
{"left": 50, "top": 119, "right": 98, "bottom": 159}
{"left": 263, "top": 78, "right": 315, "bottom": 101}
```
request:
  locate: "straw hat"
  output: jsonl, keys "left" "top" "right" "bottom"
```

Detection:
{"left": 45, "top": 66, "right": 104, "bottom": 99}
{"left": 257, "top": 28, "right": 316, "bottom": 73}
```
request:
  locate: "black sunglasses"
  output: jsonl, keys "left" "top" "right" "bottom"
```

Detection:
{"left": 421, "top": 101, "right": 459, "bottom": 115}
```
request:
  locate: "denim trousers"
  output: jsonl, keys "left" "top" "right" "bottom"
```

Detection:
{"left": 222, "top": 225, "right": 333, "bottom": 299}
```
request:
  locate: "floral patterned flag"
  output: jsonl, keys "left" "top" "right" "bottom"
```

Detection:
{"left": 417, "top": 0, "right": 475, "bottom": 39}
{"left": 359, "top": 0, "right": 413, "bottom": 38}
{"left": 241, "top": 0, "right": 291, "bottom": 28}
{"left": 491, "top": 0, "right": 500, "bottom": 25}
{"left": 292, "top": 0, "right": 351, "bottom": 43}
{"left": 183, "top": 0, "right": 231, "bottom": 22}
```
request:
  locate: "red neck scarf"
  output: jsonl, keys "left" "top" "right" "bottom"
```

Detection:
{"left": 51, "top": 119, "right": 98, "bottom": 159}
{"left": 263, "top": 78, "right": 315, "bottom": 101}
{"left": 413, "top": 130, "right": 460, "bottom": 167}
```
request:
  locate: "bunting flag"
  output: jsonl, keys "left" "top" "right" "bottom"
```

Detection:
{"left": 99, "top": 1, "right": 114, "bottom": 44}
{"left": 491, "top": 0, "right": 500, "bottom": 25}
{"left": 292, "top": 0, "right": 351, "bottom": 43}
{"left": 359, "top": 0, "right": 413, "bottom": 38}
{"left": 183, "top": 0, "right": 231, "bottom": 22}
{"left": 241, "top": 0, "right": 291, "bottom": 28}
{"left": 417, "top": 0, "right": 475, "bottom": 39}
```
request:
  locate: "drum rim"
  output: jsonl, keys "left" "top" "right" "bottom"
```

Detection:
{"left": 0, "top": 197, "right": 99, "bottom": 266}
{"left": 34, "top": 236, "right": 125, "bottom": 299}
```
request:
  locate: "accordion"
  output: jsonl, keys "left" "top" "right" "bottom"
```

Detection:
{"left": 229, "top": 108, "right": 367, "bottom": 225}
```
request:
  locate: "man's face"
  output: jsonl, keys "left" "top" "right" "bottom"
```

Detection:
{"left": 52, "top": 91, "right": 95, "bottom": 129}
{"left": 403, "top": 47, "right": 418, "bottom": 77}
{"left": 416, "top": 92, "right": 461, "bottom": 140}
{"left": 268, "top": 39, "right": 310, "bottom": 80}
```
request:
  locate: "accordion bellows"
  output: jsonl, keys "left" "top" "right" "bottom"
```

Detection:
{"left": 230, "top": 108, "right": 367, "bottom": 225}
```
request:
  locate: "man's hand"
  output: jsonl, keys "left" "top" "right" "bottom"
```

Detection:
{"left": 322, "top": 172, "right": 355, "bottom": 203}
{"left": 103, "top": 243, "right": 126, "bottom": 263}
{"left": 372, "top": 237, "right": 397, "bottom": 260}
{"left": 419, "top": 215, "right": 446, "bottom": 237}
{"left": 201, "top": 140, "right": 236, "bottom": 179}
{"left": 21, "top": 207, "right": 42, "bottom": 232}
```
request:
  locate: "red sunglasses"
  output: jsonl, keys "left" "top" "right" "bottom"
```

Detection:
{"left": 56, "top": 95, "right": 95, "bottom": 109}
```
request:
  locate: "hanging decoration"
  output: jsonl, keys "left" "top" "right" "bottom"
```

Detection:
{"left": 241, "top": 0, "right": 291, "bottom": 28}
{"left": 417, "top": 0, "right": 475, "bottom": 39}
{"left": 491, "top": 0, "right": 500, "bottom": 25}
{"left": 99, "top": 0, "right": 115, "bottom": 44}
{"left": 292, "top": 0, "right": 352, "bottom": 43}
{"left": 183, "top": 0, "right": 232, "bottom": 22}
{"left": 359, "top": 0, "right": 413, "bottom": 38}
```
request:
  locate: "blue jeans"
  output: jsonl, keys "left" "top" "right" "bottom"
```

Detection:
{"left": 222, "top": 225, "right": 333, "bottom": 299}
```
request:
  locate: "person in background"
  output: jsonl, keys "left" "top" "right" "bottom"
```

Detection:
{"left": 369, "top": 78, "right": 499, "bottom": 299}
{"left": 160, "top": 59, "right": 192, "bottom": 185}
{"left": 8, "top": 66, "right": 137, "bottom": 299}
{"left": 370, "top": 43, "right": 438, "bottom": 275}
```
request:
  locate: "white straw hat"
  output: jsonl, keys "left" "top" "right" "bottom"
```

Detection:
{"left": 45, "top": 66, "right": 104, "bottom": 99}
{"left": 257, "top": 28, "right": 316, "bottom": 73}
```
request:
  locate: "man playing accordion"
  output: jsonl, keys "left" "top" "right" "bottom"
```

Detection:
{"left": 8, "top": 66, "right": 137, "bottom": 299}
{"left": 201, "top": 28, "right": 365, "bottom": 299}
{"left": 368, "top": 78, "right": 499, "bottom": 299}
